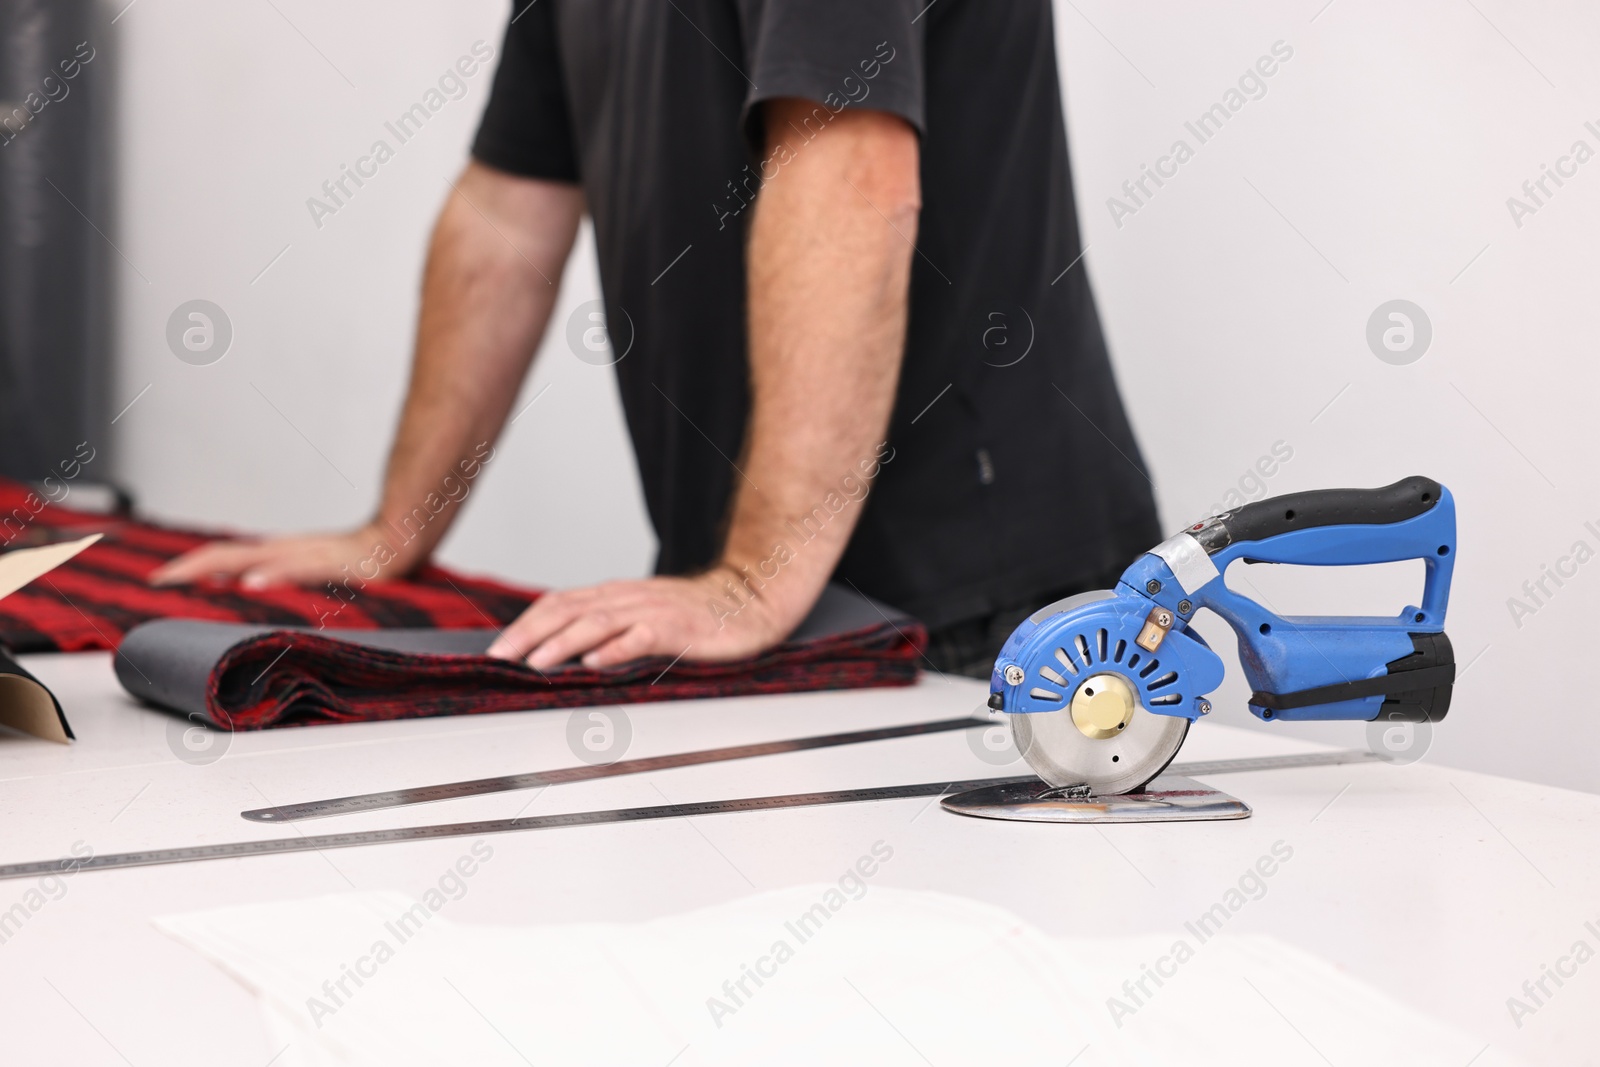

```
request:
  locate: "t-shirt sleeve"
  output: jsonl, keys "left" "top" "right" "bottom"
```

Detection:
{"left": 471, "top": 3, "right": 581, "bottom": 182}
{"left": 739, "top": 0, "right": 926, "bottom": 150}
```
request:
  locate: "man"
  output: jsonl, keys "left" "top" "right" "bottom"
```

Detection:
{"left": 153, "top": 0, "right": 1159, "bottom": 679}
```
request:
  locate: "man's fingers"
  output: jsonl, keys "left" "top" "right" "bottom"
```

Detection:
{"left": 524, "top": 609, "right": 634, "bottom": 671}
{"left": 581, "top": 623, "right": 661, "bottom": 669}
{"left": 149, "top": 542, "right": 271, "bottom": 585}
{"left": 486, "top": 586, "right": 661, "bottom": 662}
{"left": 239, "top": 557, "right": 333, "bottom": 590}
{"left": 485, "top": 596, "right": 587, "bottom": 661}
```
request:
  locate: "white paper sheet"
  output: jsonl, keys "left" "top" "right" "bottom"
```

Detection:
{"left": 155, "top": 885, "right": 1516, "bottom": 1067}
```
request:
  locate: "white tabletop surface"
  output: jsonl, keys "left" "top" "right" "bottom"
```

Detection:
{"left": 0, "top": 651, "right": 1594, "bottom": 1066}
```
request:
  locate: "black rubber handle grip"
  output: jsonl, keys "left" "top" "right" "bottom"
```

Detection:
{"left": 1198, "top": 476, "right": 1442, "bottom": 549}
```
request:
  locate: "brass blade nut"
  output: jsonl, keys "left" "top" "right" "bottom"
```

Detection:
{"left": 1135, "top": 607, "right": 1175, "bottom": 653}
{"left": 1071, "top": 672, "right": 1137, "bottom": 740}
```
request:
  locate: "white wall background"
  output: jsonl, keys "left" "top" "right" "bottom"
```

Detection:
{"left": 108, "top": 0, "right": 653, "bottom": 590}
{"left": 104, "top": 1, "right": 1600, "bottom": 794}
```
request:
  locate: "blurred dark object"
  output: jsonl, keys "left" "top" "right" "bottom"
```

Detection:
{"left": 23, "top": 478, "right": 129, "bottom": 516}
{"left": 0, "top": 0, "right": 109, "bottom": 481}
{"left": 1, "top": 478, "right": 130, "bottom": 547}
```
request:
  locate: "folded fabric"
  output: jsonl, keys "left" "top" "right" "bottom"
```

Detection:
{"left": 155, "top": 885, "right": 1516, "bottom": 1067}
{"left": 0, "top": 478, "right": 535, "bottom": 654}
{"left": 115, "top": 585, "right": 924, "bottom": 729}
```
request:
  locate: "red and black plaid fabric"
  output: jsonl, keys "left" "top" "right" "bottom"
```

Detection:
{"left": 0, "top": 479, "right": 533, "bottom": 654}
{"left": 7, "top": 478, "right": 926, "bottom": 725}
{"left": 205, "top": 627, "right": 922, "bottom": 729}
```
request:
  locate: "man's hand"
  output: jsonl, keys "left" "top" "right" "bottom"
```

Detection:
{"left": 484, "top": 567, "right": 793, "bottom": 670}
{"left": 148, "top": 524, "right": 413, "bottom": 589}
{"left": 489, "top": 98, "right": 919, "bottom": 671}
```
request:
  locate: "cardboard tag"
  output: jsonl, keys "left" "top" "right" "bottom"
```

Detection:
{"left": 0, "top": 533, "right": 102, "bottom": 601}
{"left": 0, "top": 533, "right": 100, "bottom": 743}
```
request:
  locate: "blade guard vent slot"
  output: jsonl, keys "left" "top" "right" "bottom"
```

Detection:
{"left": 1053, "top": 648, "right": 1079, "bottom": 676}
{"left": 1147, "top": 670, "right": 1180, "bottom": 692}
{"left": 1030, "top": 623, "right": 1194, "bottom": 713}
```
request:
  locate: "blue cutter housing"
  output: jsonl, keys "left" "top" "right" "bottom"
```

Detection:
{"left": 991, "top": 476, "right": 1458, "bottom": 726}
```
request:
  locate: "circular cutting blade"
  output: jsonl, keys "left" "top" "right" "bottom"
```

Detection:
{"left": 1011, "top": 692, "right": 1189, "bottom": 795}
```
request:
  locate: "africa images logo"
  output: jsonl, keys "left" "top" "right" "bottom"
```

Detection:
{"left": 166, "top": 300, "right": 233, "bottom": 366}
{"left": 565, "top": 300, "right": 634, "bottom": 366}
{"left": 1365, "top": 300, "right": 1431, "bottom": 366}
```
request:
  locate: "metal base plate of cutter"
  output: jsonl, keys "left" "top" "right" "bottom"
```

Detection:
{"left": 941, "top": 774, "right": 1250, "bottom": 824}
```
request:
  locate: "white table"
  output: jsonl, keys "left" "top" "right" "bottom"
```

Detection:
{"left": 0, "top": 652, "right": 1593, "bottom": 1066}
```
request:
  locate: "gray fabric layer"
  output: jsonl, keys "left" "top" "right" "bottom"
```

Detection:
{"left": 114, "top": 583, "right": 909, "bottom": 722}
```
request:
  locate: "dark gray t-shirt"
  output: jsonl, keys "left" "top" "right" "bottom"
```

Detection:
{"left": 472, "top": 0, "right": 1159, "bottom": 628}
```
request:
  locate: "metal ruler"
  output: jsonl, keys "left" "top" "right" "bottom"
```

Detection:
{"left": 0, "top": 749, "right": 1384, "bottom": 882}
{"left": 1170, "top": 749, "right": 1385, "bottom": 777}
{"left": 0, "top": 776, "right": 1033, "bottom": 882}
{"left": 242, "top": 715, "right": 992, "bottom": 823}
{"left": 248, "top": 716, "right": 1387, "bottom": 824}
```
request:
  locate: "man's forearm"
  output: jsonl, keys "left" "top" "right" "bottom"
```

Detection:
{"left": 479, "top": 104, "right": 917, "bottom": 668}
{"left": 371, "top": 162, "right": 583, "bottom": 566}
{"left": 717, "top": 101, "right": 921, "bottom": 623}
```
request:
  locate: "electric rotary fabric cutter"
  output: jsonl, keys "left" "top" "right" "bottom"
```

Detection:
{"left": 988, "top": 476, "right": 1457, "bottom": 795}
